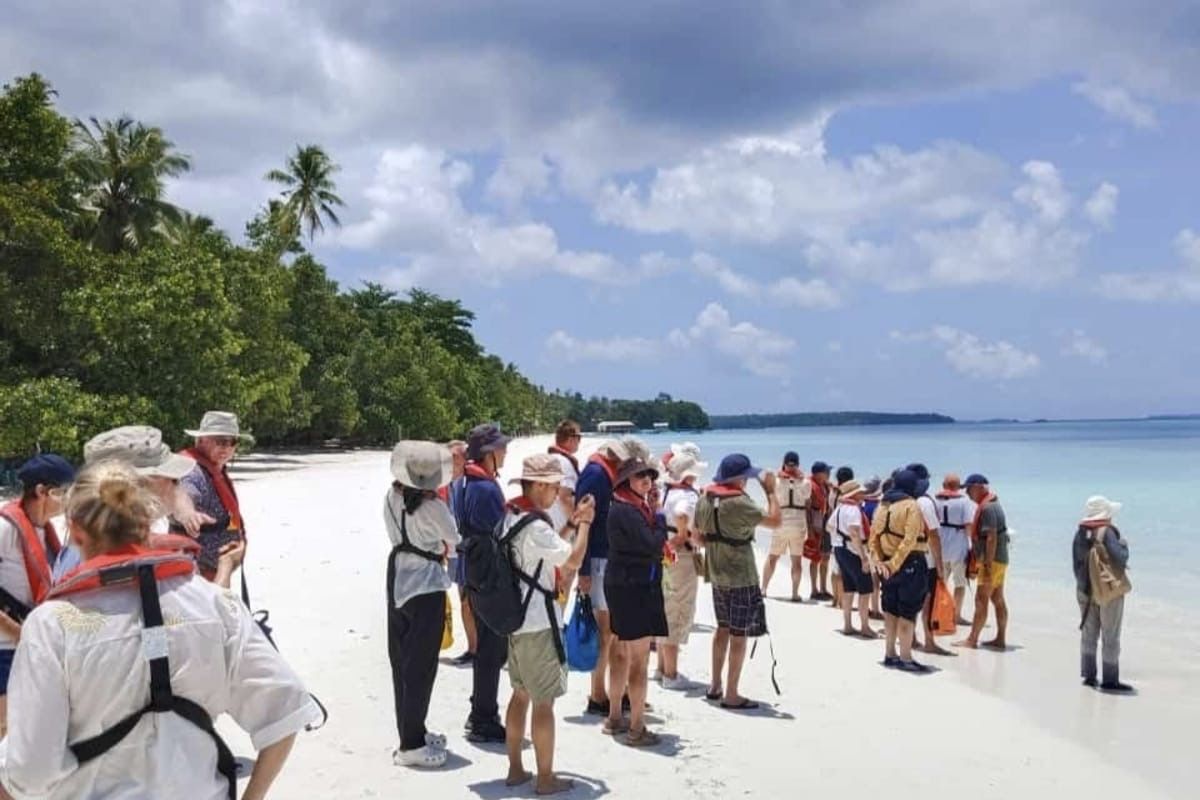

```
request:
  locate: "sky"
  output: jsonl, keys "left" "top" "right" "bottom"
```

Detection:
{"left": 5, "top": 1, "right": 1200, "bottom": 420}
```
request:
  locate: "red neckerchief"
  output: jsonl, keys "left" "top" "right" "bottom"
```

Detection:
{"left": 1079, "top": 519, "right": 1110, "bottom": 529}
{"left": 779, "top": 467, "right": 803, "bottom": 480}
{"left": 0, "top": 500, "right": 62, "bottom": 604}
{"left": 808, "top": 479, "right": 828, "bottom": 513}
{"left": 547, "top": 446, "right": 579, "bottom": 474}
{"left": 703, "top": 483, "right": 744, "bottom": 498}
{"left": 49, "top": 543, "right": 196, "bottom": 600}
{"left": 182, "top": 448, "right": 243, "bottom": 532}
{"left": 970, "top": 492, "right": 998, "bottom": 542}
{"left": 508, "top": 495, "right": 538, "bottom": 514}
{"left": 464, "top": 461, "right": 495, "bottom": 481}
{"left": 613, "top": 486, "right": 655, "bottom": 527}
{"left": 936, "top": 489, "right": 962, "bottom": 499}
{"left": 587, "top": 453, "right": 619, "bottom": 485}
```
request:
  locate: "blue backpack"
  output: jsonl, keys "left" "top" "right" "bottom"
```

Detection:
{"left": 564, "top": 591, "right": 599, "bottom": 672}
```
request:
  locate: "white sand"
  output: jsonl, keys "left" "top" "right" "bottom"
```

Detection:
{"left": 219, "top": 438, "right": 1183, "bottom": 799}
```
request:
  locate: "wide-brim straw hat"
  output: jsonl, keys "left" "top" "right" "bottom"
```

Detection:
{"left": 185, "top": 411, "right": 252, "bottom": 440}
{"left": 837, "top": 479, "right": 865, "bottom": 499}
{"left": 1081, "top": 495, "right": 1122, "bottom": 523}
{"left": 85, "top": 425, "right": 195, "bottom": 480}
{"left": 667, "top": 452, "right": 707, "bottom": 482}
{"left": 390, "top": 441, "right": 454, "bottom": 491}
{"left": 508, "top": 453, "right": 565, "bottom": 485}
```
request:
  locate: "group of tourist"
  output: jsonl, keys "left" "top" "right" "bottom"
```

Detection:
{"left": 0, "top": 413, "right": 320, "bottom": 800}
{"left": 0, "top": 415, "right": 1136, "bottom": 797}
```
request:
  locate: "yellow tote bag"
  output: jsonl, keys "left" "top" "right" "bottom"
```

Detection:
{"left": 441, "top": 592, "right": 454, "bottom": 650}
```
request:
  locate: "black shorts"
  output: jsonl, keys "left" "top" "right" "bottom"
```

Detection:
{"left": 881, "top": 554, "right": 929, "bottom": 621}
{"left": 712, "top": 585, "right": 767, "bottom": 638}
{"left": 820, "top": 530, "right": 833, "bottom": 555}
{"left": 833, "top": 548, "right": 873, "bottom": 595}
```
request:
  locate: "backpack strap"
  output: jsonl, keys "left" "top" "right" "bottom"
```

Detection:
{"left": 504, "top": 512, "right": 567, "bottom": 663}
{"left": 702, "top": 497, "right": 752, "bottom": 547}
{"left": 68, "top": 565, "right": 237, "bottom": 800}
{"left": 387, "top": 502, "right": 444, "bottom": 563}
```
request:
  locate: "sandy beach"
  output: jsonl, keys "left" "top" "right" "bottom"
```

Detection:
{"left": 218, "top": 437, "right": 1188, "bottom": 800}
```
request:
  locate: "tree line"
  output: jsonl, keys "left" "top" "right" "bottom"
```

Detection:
{"left": 0, "top": 73, "right": 708, "bottom": 461}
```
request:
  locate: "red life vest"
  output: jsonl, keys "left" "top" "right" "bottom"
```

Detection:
{"left": 181, "top": 448, "right": 244, "bottom": 534}
{"left": 587, "top": 453, "right": 619, "bottom": 485}
{"left": 0, "top": 500, "right": 62, "bottom": 605}
{"left": 48, "top": 544, "right": 196, "bottom": 601}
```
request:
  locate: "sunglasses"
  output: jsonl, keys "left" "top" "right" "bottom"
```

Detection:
{"left": 211, "top": 437, "right": 239, "bottom": 448}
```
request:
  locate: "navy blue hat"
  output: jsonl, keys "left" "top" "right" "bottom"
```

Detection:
{"left": 835, "top": 465, "right": 854, "bottom": 483}
{"left": 17, "top": 453, "right": 76, "bottom": 488}
{"left": 810, "top": 461, "right": 831, "bottom": 475}
{"left": 466, "top": 424, "right": 511, "bottom": 462}
{"left": 891, "top": 469, "right": 919, "bottom": 498}
{"left": 905, "top": 463, "right": 930, "bottom": 481}
{"left": 963, "top": 473, "right": 989, "bottom": 487}
{"left": 714, "top": 453, "right": 761, "bottom": 484}
{"left": 782, "top": 451, "right": 800, "bottom": 466}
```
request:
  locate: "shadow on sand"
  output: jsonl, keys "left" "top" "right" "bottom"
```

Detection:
{"left": 468, "top": 772, "right": 610, "bottom": 799}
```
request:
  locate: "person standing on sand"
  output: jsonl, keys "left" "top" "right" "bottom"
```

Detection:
{"left": 385, "top": 441, "right": 460, "bottom": 769}
{"left": 502, "top": 455, "right": 595, "bottom": 794}
{"left": 955, "top": 474, "right": 1011, "bottom": 651}
{"left": 908, "top": 463, "right": 952, "bottom": 657}
{"left": 656, "top": 449, "right": 707, "bottom": 690}
{"left": 1073, "top": 496, "right": 1133, "bottom": 693}
{"left": 828, "top": 466, "right": 855, "bottom": 609}
{"left": 829, "top": 480, "right": 877, "bottom": 638}
{"left": 442, "top": 440, "right": 479, "bottom": 668}
{"left": 805, "top": 462, "right": 833, "bottom": 601}
{"left": 178, "top": 411, "right": 252, "bottom": 581}
{"left": 935, "top": 474, "right": 974, "bottom": 625}
{"left": 546, "top": 421, "right": 582, "bottom": 602}
{"left": 451, "top": 424, "right": 512, "bottom": 743}
{"left": 576, "top": 438, "right": 644, "bottom": 718}
{"left": 869, "top": 469, "right": 931, "bottom": 673}
{"left": 603, "top": 457, "right": 669, "bottom": 745}
{"left": 761, "top": 452, "right": 809, "bottom": 601}
{"left": 0, "top": 454, "right": 74, "bottom": 737}
{"left": 862, "top": 476, "right": 885, "bottom": 621}
{"left": 696, "top": 454, "right": 782, "bottom": 710}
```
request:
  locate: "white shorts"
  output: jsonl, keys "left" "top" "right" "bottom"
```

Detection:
{"left": 943, "top": 559, "right": 967, "bottom": 590}
{"left": 768, "top": 528, "right": 807, "bottom": 557}
{"left": 589, "top": 557, "right": 608, "bottom": 612}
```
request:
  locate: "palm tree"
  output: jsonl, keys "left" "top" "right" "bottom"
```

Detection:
{"left": 265, "top": 145, "right": 344, "bottom": 241}
{"left": 166, "top": 211, "right": 216, "bottom": 245}
{"left": 69, "top": 116, "right": 191, "bottom": 253}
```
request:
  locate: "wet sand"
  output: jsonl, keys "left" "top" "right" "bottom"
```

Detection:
{"left": 218, "top": 439, "right": 1187, "bottom": 799}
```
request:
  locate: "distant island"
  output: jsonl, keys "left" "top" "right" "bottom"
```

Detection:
{"left": 709, "top": 411, "right": 955, "bottom": 429}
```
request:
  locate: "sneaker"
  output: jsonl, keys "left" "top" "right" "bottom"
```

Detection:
{"left": 585, "top": 697, "right": 610, "bottom": 716}
{"left": 661, "top": 674, "right": 691, "bottom": 691}
{"left": 449, "top": 651, "right": 475, "bottom": 667}
{"left": 882, "top": 656, "right": 902, "bottom": 669}
{"left": 1082, "top": 677, "right": 1098, "bottom": 688}
{"left": 393, "top": 745, "right": 447, "bottom": 768}
{"left": 465, "top": 719, "right": 506, "bottom": 743}
{"left": 895, "top": 660, "right": 932, "bottom": 674}
{"left": 1099, "top": 681, "right": 1135, "bottom": 694}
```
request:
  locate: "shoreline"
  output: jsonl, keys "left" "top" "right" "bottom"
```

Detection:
{"left": 213, "top": 436, "right": 1187, "bottom": 799}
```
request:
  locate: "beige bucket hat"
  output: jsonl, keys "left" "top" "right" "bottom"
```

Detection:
{"left": 185, "top": 411, "right": 252, "bottom": 440}
{"left": 508, "top": 453, "right": 566, "bottom": 485}
{"left": 84, "top": 425, "right": 196, "bottom": 480}
{"left": 390, "top": 441, "right": 455, "bottom": 491}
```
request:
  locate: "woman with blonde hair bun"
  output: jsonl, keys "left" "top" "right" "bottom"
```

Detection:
{"left": 0, "top": 461, "right": 321, "bottom": 800}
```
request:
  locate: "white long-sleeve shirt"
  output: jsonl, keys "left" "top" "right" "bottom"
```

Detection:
{"left": 0, "top": 574, "right": 321, "bottom": 799}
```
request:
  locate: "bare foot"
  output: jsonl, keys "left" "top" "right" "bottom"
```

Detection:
{"left": 952, "top": 639, "right": 978, "bottom": 649}
{"left": 921, "top": 642, "right": 956, "bottom": 656}
{"left": 859, "top": 627, "right": 880, "bottom": 639}
{"left": 841, "top": 626, "right": 857, "bottom": 636}
{"left": 506, "top": 768, "right": 533, "bottom": 787}
{"left": 980, "top": 638, "right": 1007, "bottom": 650}
{"left": 536, "top": 775, "right": 575, "bottom": 795}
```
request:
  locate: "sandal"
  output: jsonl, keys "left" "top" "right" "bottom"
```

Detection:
{"left": 602, "top": 718, "right": 630, "bottom": 735}
{"left": 704, "top": 687, "right": 723, "bottom": 701}
{"left": 393, "top": 745, "right": 447, "bottom": 768}
{"left": 719, "top": 698, "right": 760, "bottom": 711}
{"left": 622, "top": 728, "right": 662, "bottom": 748}
{"left": 425, "top": 731, "right": 447, "bottom": 749}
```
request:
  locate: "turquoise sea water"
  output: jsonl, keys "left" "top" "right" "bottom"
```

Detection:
{"left": 634, "top": 419, "right": 1200, "bottom": 610}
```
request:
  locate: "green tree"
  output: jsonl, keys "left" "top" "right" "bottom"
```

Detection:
{"left": 0, "top": 377, "right": 156, "bottom": 461}
{"left": 0, "top": 74, "right": 73, "bottom": 191}
{"left": 265, "top": 145, "right": 344, "bottom": 241}
{"left": 68, "top": 116, "right": 191, "bottom": 253}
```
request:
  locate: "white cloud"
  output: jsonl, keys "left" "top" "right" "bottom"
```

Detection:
{"left": 896, "top": 326, "right": 1040, "bottom": 380}
{"left": 1013, "top": 161, "right": 1071, "bottom": 224}
{"left": 1072, "top": 81, "right": 1159, "bottom": 129}
{"left": 1061, "top": 330, "right": 1109, "bottom": 364}
{"left": 1097, "top": 227, "right": 1200, "bottom": 303}
{"left": 485, "top": 155, "right": 555, "bottom": 212}
{"left": 691, "top": 253, "right": 760, "bottom": 298}
{"left": 544, "top": 303, "right": 796, "bottom": 382}
{"left": 688, "top": 253, "right": 841, "bottom": 308}
{"left": 769, "top": 276, "right": 841, "bottom": 309}
{"left": 339, "top": 145, "right": 673, "bottom": 288}
{"left": 1084, "top": 182, "right": 1119, "bottom": 229}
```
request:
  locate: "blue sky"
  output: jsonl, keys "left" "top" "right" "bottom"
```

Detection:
{"left": 5, "top": 1, "right": 1199, "bottom": 419}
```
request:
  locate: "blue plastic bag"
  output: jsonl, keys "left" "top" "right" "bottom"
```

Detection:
{"left": 564, "top": 591, "right": 599, "bottom": 672}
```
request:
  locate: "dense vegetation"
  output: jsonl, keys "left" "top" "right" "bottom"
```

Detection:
{"left": 553, "top": 393, "right": 709, "bottom": 432}
{"left": 709, "top": 412, "right": 955, "bottom": 429}
{"left": 0, "top": 73, "right": 708, "bottom": 461}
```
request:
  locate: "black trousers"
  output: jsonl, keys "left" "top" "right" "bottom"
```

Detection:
{"left": 387, "top": 577, "right": 445, "bottom": 751}
{"left": 469, "top": 603, "right": 508, "bottom": 724}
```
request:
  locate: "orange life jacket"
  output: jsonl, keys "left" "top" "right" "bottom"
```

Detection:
{"left": 0, "top": 500, "right": 62, "bottom": 605}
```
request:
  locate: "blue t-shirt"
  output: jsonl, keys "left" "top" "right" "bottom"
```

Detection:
{"left": 575, "top": 461, "right": 614, "bottom": 576}
{"left": 452, "top": 473, "right": 506, "bottom": 540}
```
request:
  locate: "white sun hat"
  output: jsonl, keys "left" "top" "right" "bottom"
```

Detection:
{"left": 1081, "top": 495, "right": 1122, "bottom": 523}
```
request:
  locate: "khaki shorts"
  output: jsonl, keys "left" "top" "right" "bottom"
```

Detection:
{"left": 943, "top": 559, "right": 968, "bottom": 590}
{"left": 768, "top": 527, "right": 807, "bottom": 557}
{"left": 508, "top": 629, "right": 567, "bottom": 704}
{"left": 659, "top": 552, "right": 700, "bottom": 646}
